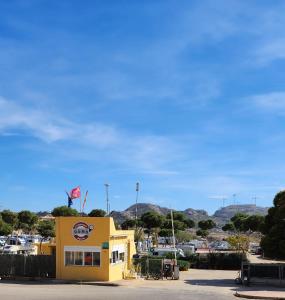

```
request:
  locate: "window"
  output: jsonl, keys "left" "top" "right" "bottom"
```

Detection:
{"left": 84, "top": 252, "right": 92, "bottom": 266}
{"left": 65, "top": 251, "right": 100, "bottom": 267}
{"left": 119, "top": 252, "right": 125, "bottom": 262}
{"left": 92, "top": 252, "right": 100, "bottom": 266}
{"left": 74, "top": 252, "right": 83, "bottom": 265}
{"left": 65, "top": 251, "right": 74, "bottom": 266}
{"left": 112, "top": 251, "right": 119, "bottom": 263}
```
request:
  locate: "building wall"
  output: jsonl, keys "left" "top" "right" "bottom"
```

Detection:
{"left": 55, "top": 216, "right": 135, "bottom": 281}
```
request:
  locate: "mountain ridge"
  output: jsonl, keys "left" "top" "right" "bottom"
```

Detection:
{"left": 110, "top": 202, "right": 269, "bottom": 225}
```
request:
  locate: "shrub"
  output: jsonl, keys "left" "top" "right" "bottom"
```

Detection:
{"left": 177, "top": 260, "right": 190, "bottom": 271}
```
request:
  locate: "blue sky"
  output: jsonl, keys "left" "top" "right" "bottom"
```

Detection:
{"left": 0, "top": 0, "right": 285, "bottom": 214}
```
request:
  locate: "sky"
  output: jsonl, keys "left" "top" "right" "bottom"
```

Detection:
{"left": 0, "top": 0, "right": 285, "bottom": 214}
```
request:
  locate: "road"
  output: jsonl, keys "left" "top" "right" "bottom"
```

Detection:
{"left": 0, "top": 269, "right": 238, "bottom": 300}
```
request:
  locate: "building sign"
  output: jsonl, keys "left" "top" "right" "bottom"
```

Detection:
{"left": 72, "top": 222, "right": 94, "bottom": 241}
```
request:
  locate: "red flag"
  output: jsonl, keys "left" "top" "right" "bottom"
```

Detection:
{"left": 82, "top": 190, "right": 88, "bottom": 210}
{"left": 70, "top": 186, "right": 81, "bottom": 199}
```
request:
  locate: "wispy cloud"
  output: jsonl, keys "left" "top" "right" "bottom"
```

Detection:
{"left": 248, "top": 92, "right": 285, "bottom": 112}
{"left": 0, "top": 96, "right": 180, "bottom": 175}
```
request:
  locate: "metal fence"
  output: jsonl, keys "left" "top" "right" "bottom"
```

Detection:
{"left": 0, "top": 255, "right": 56, "bottom": 278}
{"left": 241, "top": 262, "right": 285, "bottom": 287}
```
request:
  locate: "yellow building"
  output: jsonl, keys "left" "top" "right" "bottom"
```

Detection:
{"left": 55, "top": 216, "right": 136, "bottom": 281}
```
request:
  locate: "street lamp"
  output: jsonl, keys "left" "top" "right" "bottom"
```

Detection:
{"left": 104, "top": 183, "right": 110, "bottom": 215}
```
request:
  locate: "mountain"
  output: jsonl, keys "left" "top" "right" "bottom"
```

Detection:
{"left": 110, "top": 203, "right": 209, "bottom": 224}
{"left": 110, "top": 203, "right": 269, "bottom": 226}
{"left": 213, "top": 205, "right": 268, "bottom": 224}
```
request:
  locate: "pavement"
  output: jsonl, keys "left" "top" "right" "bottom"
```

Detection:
{"left": 235, "top": 290, "right": 285, "bottom": 299}
{"left": 0, "top": 269, "right": 284, "bottom": 299}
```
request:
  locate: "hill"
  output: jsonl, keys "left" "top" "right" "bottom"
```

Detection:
{"left": 110, "top": 203, "right": 268, "bottom": 226}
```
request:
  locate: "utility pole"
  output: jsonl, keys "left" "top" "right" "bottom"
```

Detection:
{"left": 170, "top": 209, "right": 177, "bottom": 261}
{"left": 105, "top": 183, "right": 110, "bottom": 215}
{"left": 135, "top": 182, "right": 139, "bottom": 228}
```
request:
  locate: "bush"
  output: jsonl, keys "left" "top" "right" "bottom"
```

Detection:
{"left": 179, "top": 253, "right": 246, "bottom": 270}
{"left": 177, "top": 260, "right": 190, "bottom": 271}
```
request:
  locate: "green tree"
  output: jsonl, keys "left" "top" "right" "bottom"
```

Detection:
{"left": 260, "top": 190, "right": 285, "bottom": 259}
{"left": 51, "top": 206, "right": 79, "bottom": 217}
{"left": 198, "top": 219, "right": 216, "bottom": 230}
{"left": 0, "top": 218, "right": 13, "bottom": 235}
{"left": 222, "top": 222, "right": 235, "bottom": 232}
{"left": 243, "top": 215, "right": 265, "bottom": 232}
{"left": 1, "top": 210, "right": 18, "bottom": 227}
{"left": 37, "top": 220, "right": 55, "bottom": 253}
{"left": 196, "top": 229, "right": 208, "bottom": 238}
{"left": 175, "top": 230, "right": 194, "bottom": 243}
{"left": 164, "top": 219, "right": 186, "bottom": 232}
{"left": 88, "top": 209, "right": 106, "bottom": 217}
{"left": 140, "top": 211, "right": 164, "bottom": 230}
{"left": 230, "top": 213, "right": 248, "bottom": 232}
{"left": 121, "top": 219, "right": 136, "bottom": 230}
{"left": 37, "top": 220, "right": 55, "bottom": 238}
{"left": 166, "top": 211, "right": 195, "bottom": 228}
{"left": 17, "top": 210, "right": 38, "bottom": 233}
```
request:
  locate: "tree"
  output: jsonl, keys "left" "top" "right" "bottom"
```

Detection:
{"left": 260, "top": 190, "right": 285, "bottom": 259}
{"left": 230, "top": 213, "right": 248, "bottom": 232}
{"left": 175, "top": 230, "right": 194, "bottom": 243}
{"left": 37, "top": 220, "right": 55, "bottom": 253}
{"left": 121, "top": 219, "right": 136, "bottom": 230}
{"left": 140, "top": 211, "right": 164, "bottom": 230}
{"left": 184, "top": 218, "right": 195, "bottom": 229}
{"left": 1, "top": 210, "right": 18, "bottom": 227}
{"left": 37, "top": 220, "right": 55, "bottom": 238}
{"left": 0, "top": 218, "right": 12, "bottom": 235}
{"left": 196, "top": 229, "right": 208, "bottom": 238}
{"left": 243, "top": 215, "right": 265, "bottom": 232}
{"left": 222, "top": 222, "right": 235, "bottom": 232}
{"left": 227, "top": 235, "right": 249, "bottom": 253}
{"left": 51, "top": 206, "right": 79, "bottom": 217}
{"left": 198, "top": 219, "right": 216, "bottom": 231}
{"left": 88, "top": 209, "right": 106, "bottom": 217}
{"left": 17, "top": 210, "right": 38, "bottom": 233}
{"left": 166, "top": 211, "right": 195, "bottom": 228}
{"left": 164, "top": 219, "right": 186, "bottom": 232}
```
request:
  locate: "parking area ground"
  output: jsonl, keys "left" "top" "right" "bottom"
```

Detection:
{"left": 0, "top": 269, "right": 239, "bottom": 300}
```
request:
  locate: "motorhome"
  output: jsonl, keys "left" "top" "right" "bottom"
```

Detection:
{"left": 150, "top": 247, "right": 185, "bottom": 258}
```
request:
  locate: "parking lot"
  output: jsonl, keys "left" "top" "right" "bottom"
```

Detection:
{"left": 0, "top": 269, "right": 238, "bottom": 300}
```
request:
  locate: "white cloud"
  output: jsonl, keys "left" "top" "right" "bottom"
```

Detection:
{"left": 254, "top": 39, "right": 285, "bottom": 66}
{"left": 248, "top": 92, "right": 285, "bottom": 111}
{"left": 0, "top": 96, "right": 180, "bottom": 175}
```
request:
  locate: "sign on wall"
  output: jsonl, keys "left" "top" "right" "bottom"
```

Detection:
{"left": 72, "top": 222, "right": 94, "bottom": 241}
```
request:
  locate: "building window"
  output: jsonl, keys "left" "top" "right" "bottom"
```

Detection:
{"left": 119, "top": 252, "right": 125, "bottom": 262}
{"left": 111, "top": 250, "right": 125, "bottom": 264}
{"left": 74, "top": 252, "right": 83, "bottom": 265}
{"left": 92, "top": 252, "right": 100, "bottom": 266}
{"left": 65, "top": 251, "right": 100, "bottom": 267}
{"left": 65, "top": 251, "right": 74, "bottom": 266}
{"left": 84, "top": 252, "right": 92, "bottom": 266}
{"left": 111, "top": 251, "right": 119, "bottom": 263}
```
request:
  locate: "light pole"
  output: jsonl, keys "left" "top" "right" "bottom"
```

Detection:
{"left": 135, "top": 182, "right": 139, "bottom": 227}
{"left": 105, "top": 183, "right": 110, "bottom": 215}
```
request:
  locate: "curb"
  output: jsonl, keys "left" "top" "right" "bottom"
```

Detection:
{"left": 235, "top": 291, "right": 285, "bottom": 300}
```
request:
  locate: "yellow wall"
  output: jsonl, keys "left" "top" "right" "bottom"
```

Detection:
{"left": 55, "top": 217, "right": 135, "bottom": 281}
{"left": 34, "top": 242, "right": 56, "bottom": 255}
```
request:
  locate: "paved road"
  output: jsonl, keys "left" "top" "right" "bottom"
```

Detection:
{"left": 0, "top": 270, "right": 238, "bottom": 300}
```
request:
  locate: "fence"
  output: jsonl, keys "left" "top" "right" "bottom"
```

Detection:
{"left": 241, "top": 262, "right": 285, "bottom": 287}
{"left": 0, "top": 255, "right": 56, "bottom": 278}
